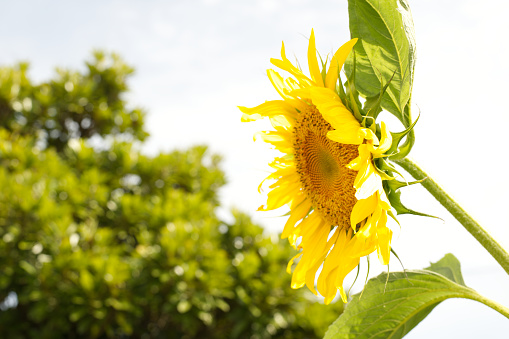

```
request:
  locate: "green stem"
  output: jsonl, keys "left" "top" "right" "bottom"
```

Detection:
{"left": 464, "top": 292, "right": 509, "bottom": 319}
{"left": 393, "top": 158, "right": 509, "bottom": 275}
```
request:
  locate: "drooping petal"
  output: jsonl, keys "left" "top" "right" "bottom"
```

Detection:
{"left": 304, "top": 227, "right": 340, "bottom": 295}
{"left": 349, "top": 228, "right": 378, "bottom": 258}
{"left": 354, "top": 164, "right": 382, "bottom": 200}
{"left": 317, "top": 229, "right": 361, "bottom": 303}
{"left": 375, "top": 211, "right": 392, "bottom": 265}
{"left": 286, "top": 252, "right": 302, "bottom": 274}
{"left": 350, "top": 194, "right": 377, "bottom": 229}
{"left": 358, "top": 128, "right": 379, "bottom": 145}
{"left": 316, "top": 229, "right": 346, "bottom": 300}
{"left": 370, "top": 121, "right": 393, "bottom": 156}
{"left": 281, "top": 197, "right": 312, "bottom": 239}
{"left": 334, "top": 254, "right": 361, "bottom": 302}
{"left": 290, "top": 215, "right": 330, "bottom": 287}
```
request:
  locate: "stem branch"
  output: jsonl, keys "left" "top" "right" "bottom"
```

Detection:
{"left": 393, "top": 158, "right": 509, "bottom": 275}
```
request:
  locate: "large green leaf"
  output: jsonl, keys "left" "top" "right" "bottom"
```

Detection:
{"left": 324, "top": 254, "right": 508, "bottom": 339}
{"left": 346, "top": 0, "right": 416, "bottom": 128}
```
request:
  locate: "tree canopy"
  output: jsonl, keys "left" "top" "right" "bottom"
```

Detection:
{"left": 0, "top": 53, "right": 343, "bottom": 338}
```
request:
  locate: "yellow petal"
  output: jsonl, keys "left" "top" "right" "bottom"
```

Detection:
{"left": 349, "top": 232, "right": 377, "bottom": 259}
{"left": 345, "top": 152, "right": 364, "bottom": 171}
{"left": 307, "top": 87, "right": 363, "bottom": 144}
{"left": 267, "top": 69, "right": 298, "bottom": 102}
{"left": 290, "top": 88, "right": 312, "bottom": 100}
{"left": 322, "top": 267, "right": 340, "bottom": 304}
{"left": 254, "top": 130, "right": 293, "bottom": 153}
{"left": 259, "top": 180, "right": 301, "bottom": 210}
{"left": 269, "top": 115, "right": 295, "bottom": 131}
{"left": 375, "top": 211, "right": 392, "bottom": 265}
{"left": 291, "top": 237, "right": 322, "bottom": 289}
{"left": 239, "top": 100, "right": 298, "bottom": 122}
{"left": 271, "top": 42, "right": 313, "bottom": 87}
{"left": 350, "top": 194, "right": 377, "bottom": 228}
{"left": 268, "top": 172, "right": 300, "bottom": 189}
{"left": 285, "top": 77, "right": 301, "bottom": 92}
{"left": 347, "top": 143, "right": 371, "bottom": 171}
{"left": 307, "top": 29, "right": 324, "bottom": 87}
{"left": 281, "top": 198, "right": 312, "bottom": 239}
{"left": 378, "top": 190, "right": 392, "bottom": 211}
{"left": 288, "top": 189, "right": 307, "bottom": 209}
{"left": 268, "top": 156, "right": 294, "bottom": 169}
{"left": 305, "top": 254, "right": 325, "bottom": 295}
{"left": 348, "top": 145, "right": 383, "bottom": 200}
{"left": 317, "top": 230, "right": 345, "bottom": 290}
{"left": 300, "top": 221, "right": 330, "bottom": 269}
{"left": 334, "top": 255, "right": 360, "bottom": 302}
{"left": 304, "top": 227, "right": 340, "bottom": 294}
{"left": 258, "top": 165, "right": 296, "bottom": 193}
{"left": 325, "top": 38, "right": 358, "bottom": 90}
{"left": 378, "top": 121, "right": 392, "bottom": 153}
{"left": 298, "top": 212, "right": 323, "bottom": 247}
{"left": 327, "top": 127, "right": 364, "bottom": 145}
{"left": 286, "top": 252, "right": 302, "bottom": 274}
{"left": 291, "top": 265, "right": 306, "bottom": 289}
{"left": 354, "top": 164, "right": 382, "bottom": 200}
{"left": 318, "top": 229, "right": 360, "bottom": 304}
{"left": 358, "top": 128, "right": 379, "bottom": 145}
{"left": 370, "top": 121, "right": 393, "bottom": 156}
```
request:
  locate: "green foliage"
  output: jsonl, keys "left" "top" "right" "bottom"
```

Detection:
{"left": 346, "top": 0, "right": 416, "bottom": 125}
{"left": 0, "top": 51, "right": 147, "bottom": 152}
{"left": 0, "top": 54, "right": 342, "bottom": 338}
{"left": 324, "top": 254, "right": 501, "bottom": 339}
{"left": 346, "top": 0, "right": 417, "bottom": 158}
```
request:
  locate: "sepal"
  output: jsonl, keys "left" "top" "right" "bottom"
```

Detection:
{"left": 336, "top": 72, "right": 348, "bottom": 107}
{"left": 343, "top": 52, "right": 365, "bottom": 123}
{"left": 384, "top": 180, "right": 440, "bottom": 219}
{"left": 386, "top": 177, "right": 425, "bottom": 191}
{"left": 363, "top": 70, "right": 396, "bottom": 122}
{"left": 373, "top": 158, "right": 395, "bottom": 181}
{"left": 386, "top": 113, "right": 419, "bottom": 159}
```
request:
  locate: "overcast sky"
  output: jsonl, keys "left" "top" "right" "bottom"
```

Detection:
{"left": 1, "top": 0, "right": 508, "bottom": 337}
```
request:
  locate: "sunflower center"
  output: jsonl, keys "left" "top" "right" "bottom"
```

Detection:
{"left": 294, "top": 104, "right": 358, "bottom": 229}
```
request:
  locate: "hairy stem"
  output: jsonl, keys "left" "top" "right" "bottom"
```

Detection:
{"left": 393, "top": 158, "right": 509, "bottom": 275}
{"left": 464, "top": 292, "right": 509, "bottom": 319}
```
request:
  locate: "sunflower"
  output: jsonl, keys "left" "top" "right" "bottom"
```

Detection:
{"left": 239, "top": 30, "right": 397, "bottom": 304}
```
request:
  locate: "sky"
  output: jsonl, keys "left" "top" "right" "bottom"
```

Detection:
{"left": 1, "top": 0, "right": 508, "bottom": 337}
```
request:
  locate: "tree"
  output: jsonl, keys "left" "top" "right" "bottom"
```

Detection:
{"left": 0, "top": 53, "right": 343, "bottom": 338}
{"left": 0, "top": 51, "right": 147, "bottom": 153}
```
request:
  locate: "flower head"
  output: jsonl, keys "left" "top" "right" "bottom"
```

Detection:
{"left": 240, "top": 30, "right": 413, "bottom": 303}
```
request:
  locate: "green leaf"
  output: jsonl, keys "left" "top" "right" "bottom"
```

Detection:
{"left": 19, "top": 260, "right": 37, "bottom": 275}
{"left": 426, "top": 253, "right": 466, "bottom": 286}
{"left": 387, "top": 186, "right": 440, "bottom": 220}
{"left": 363, "top": 70, "right": 395, "bottom": 121}
{"left": 324, "top": 254, "right": 507, "bottom": 339}
{"left": 346, "top": 0, "right": 416, "bottom": 128}
{"left": 79, "top": 269, "right": 95, "bottom": 291}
